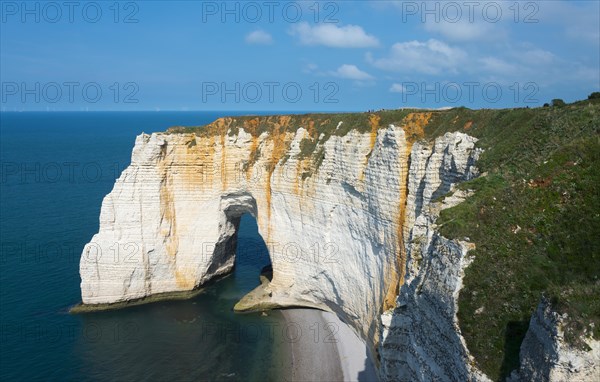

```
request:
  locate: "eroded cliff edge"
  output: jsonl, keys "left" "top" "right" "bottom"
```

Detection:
{"left": 77, "top": 110, "right": 599, "bottom": 381}
{"left": 379, "top": 137, "right": 489, "bottom": 381}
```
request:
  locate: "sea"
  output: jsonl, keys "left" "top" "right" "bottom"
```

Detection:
{"left": 0, "top": 112, "right": 291, "bottom": 381}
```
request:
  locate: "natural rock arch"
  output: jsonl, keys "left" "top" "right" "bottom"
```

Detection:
{"left": 79, "top": 126, "right": 409, "bottom": 351}
{"left": 78, "top": 122, "right": 484, "bottom": 381}
{"left": 206, "top": 192, "right": 262, "bottom": 282}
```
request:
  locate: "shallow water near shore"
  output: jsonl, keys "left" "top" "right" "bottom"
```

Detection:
{"left": 73, "top": 252, "right": 289, "bottom": 381}
{"left": 0, "top": 112, "right": 294, "bottom": 381}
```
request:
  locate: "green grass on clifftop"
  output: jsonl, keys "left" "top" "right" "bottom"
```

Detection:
{"left": 167, "top": 109, "right": 421, "bottom": 137}
{"left": 167, "top": 109, "right": 422, "bottom": 177}
{"left": 430, "top": 100, "right": 600, "bottom": 381}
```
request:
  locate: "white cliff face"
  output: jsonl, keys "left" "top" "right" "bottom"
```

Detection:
{"left": 508, "top": 298, "right": 600, "bottom": 382}
{"left": 80, "top": 117, "right": 415, "bottom": 348}
{"left": 379, "top": 134, "right": 490, "bottom": 382}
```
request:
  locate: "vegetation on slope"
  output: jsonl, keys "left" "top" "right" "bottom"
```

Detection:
{"left": 427, "top": 99, "right": 600, "bottom": 381}
{"left": 168, "top": 98, "right": 599, "bottom": 380}
{"left": 167, "top": 109, "right": 424, "bottom": 138}
{"left": 167, "top": 109, "right": 423, "bottom": 177}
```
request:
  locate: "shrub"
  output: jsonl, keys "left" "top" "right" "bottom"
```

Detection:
{"left": 588, "top": 92, "right": 600, "bottom": 100}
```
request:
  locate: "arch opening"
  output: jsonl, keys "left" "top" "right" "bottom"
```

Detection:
{"left": 231, "top": 213, "right": 272, "bottom": 297}
{"left": 205, "top": 192, "right": 272, "bottom": 308}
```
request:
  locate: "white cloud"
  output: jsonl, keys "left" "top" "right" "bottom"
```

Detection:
{"left": 289, "top": 22, "right": 379, "bottom": 48}
{"left": 389, "top": 83, "right": 407, "bottom": 93}
{"left": 245, "top": 30, "right": 273, "bottom": 45}
{"left": 302, "top": 63, "right": 319, "bottom": 74}
{"left": 478, "top": 47, "right": 556, "bottom": 79}
{"left": 517, "top": 48, "right": 556, "bottom": 66}
{"left": 478, "top": 57, "right": 518, "bottom": 76}
{"left": 370, "top": 0, "right": 507, "bottom": 42}
{"left": 330, "top": 64, "right": 374, "bottom": 80}
{"left": 474, "top": 44, "right": 599, "bottom": 89}
{"left": 424, "top": 20, "right": 504, "bottom": 42}
{"left": 367, "top": 39, "right": 466, "bottom": 75}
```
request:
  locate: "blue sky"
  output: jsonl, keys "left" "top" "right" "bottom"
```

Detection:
{"left": 1, "top": 0, "right": 598, "bottom": 111}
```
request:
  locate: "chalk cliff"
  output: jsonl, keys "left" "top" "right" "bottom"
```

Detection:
{"left": 507, "top": 297, "right": 600, "bottom": 382}
{"left": 80, "top": 115, "right": 423, "bottom": 347}
{"left": 78, "top": 113, "right": 598, "bottom": 381}
{"left": 379, "top": 137, "right": 489, "bottom": 381}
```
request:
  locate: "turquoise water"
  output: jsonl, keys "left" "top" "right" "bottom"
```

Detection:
{"left": 0, "top": 112, "right": 286, "bottom": 381}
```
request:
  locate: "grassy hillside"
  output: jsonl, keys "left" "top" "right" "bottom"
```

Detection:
{"left": 428, "top": 99, "right": 600, "bottom": 380}
{"left": 170, "top": 98, "right": 599, "bottom": 381}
